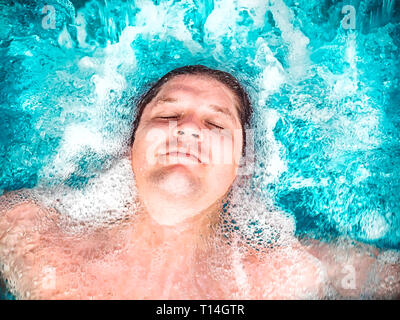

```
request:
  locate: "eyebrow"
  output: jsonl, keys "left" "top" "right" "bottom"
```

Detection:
{"left": 208, "top": 104, "right": 237, "bottom": 123}
{"left": 154, "top": 96, "right": 178, "bottom": 104}
{"left": 154, "top": 96, "right": 238, "bottom": 123}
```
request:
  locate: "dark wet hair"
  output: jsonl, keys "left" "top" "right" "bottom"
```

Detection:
{"left": 129, "top": 65, "right": 252, "bottom": 154}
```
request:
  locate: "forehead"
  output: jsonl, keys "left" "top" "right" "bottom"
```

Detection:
{"left": 152, "top": 74, "right": 241, "bottom": 118}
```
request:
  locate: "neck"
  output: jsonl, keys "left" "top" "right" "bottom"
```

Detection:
{"left": 132, "top": 199, "right": 224, "bottom": 253}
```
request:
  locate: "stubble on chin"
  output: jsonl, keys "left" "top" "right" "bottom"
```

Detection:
{"left": 147, "top": 165, "right": 201, "bottom": 197}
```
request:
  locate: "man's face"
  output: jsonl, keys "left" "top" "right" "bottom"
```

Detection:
{"left": 131, "top": 74, "right": 243, "bottom": 226}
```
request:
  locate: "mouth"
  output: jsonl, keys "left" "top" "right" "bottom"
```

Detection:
{"left": 162, "top": 151, "right": 202, "bottom": 164}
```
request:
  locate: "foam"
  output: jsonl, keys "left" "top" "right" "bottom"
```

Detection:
{"left": 0, "top": 189, "right": 32, "bottom": 215}
{"left": 32, "top": 157, "right": 138, "bottom": 234}
{"left": 223, "top": 176, "right": 296, "bottom": 250}
{"left": 268, "top": 0, "right": 310, "bottom": 80}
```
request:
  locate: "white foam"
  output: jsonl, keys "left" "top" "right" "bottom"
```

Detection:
{"left": 359, "top": 210, "right": 390, "bottom": 241}
{"left": 225, "top": 175, "right": 296, "bottom": 248}
{"left": 58, "top": 25, "right": 74, "bottom": 49}
{"left": 133, "top": 1, "right": 202, "bottom": 53}
{"left": 255, "top": 37, "right": 286, "bottom": 101}
{"left": 268, "top": 0, "right": 310, "bottom": 80}
{"left": 33, "top": 157, "right": 138, "bottom": 233}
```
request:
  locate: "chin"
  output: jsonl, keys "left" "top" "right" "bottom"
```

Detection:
{"left": 150, "top": 165, "right": 201, "bottom": 198}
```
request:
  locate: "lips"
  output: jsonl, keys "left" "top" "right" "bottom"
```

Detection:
{"left": 166, "top": 151, "right": 201, "bottom": 163}
{"left": 161, "top": 149, "right": 202, "bottom": 164}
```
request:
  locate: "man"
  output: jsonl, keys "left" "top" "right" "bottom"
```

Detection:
{"left": 0, "top": 65, "right": 398, "bottom": 299}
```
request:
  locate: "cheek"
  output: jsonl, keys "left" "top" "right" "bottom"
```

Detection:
{"left": 131, "top": 126, "right": 169, "bottom": 172}
{"left": 206, "top": 132, "right": 241, "bottom": 166}
{"left": 203, "top": 132, "right": 241, "bottom": 196}
{"left": 205, "top": 163, "right": 238, "bottom": 198}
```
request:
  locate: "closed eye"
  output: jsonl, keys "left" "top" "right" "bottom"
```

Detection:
{"left": 158, "top": 116, "right": 179, "bottom": 119}
{"left": 207, "top": 121, "right": 224, "bottom": 130}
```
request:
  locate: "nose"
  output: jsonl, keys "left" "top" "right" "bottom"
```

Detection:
{"left": 173, "top": 116, "right": 202, "bottom": 141}
{"left": 174, "top": 127, "right": 201, "bottom": 140}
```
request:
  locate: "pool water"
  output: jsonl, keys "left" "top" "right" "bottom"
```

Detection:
{"left": 0, "top": 0, "right": 400, "bottom": 299}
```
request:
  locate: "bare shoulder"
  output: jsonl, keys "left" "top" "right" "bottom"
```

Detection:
{"left": 0, "top": 190, "right": 60, "bottom": 240}
{"left": 299, "top": 236, "right": 400, "bottom": 299}
{"left": 1, "top": 191, "right": 48, "bottom": 244}
{"left": 0, "top": 191, "right": 69, "bottom": 298}
{"left": 242, "top": 238, "right": 327, "bottom": 299}
{"left": 0, "top": 191, "right": 129, "bottom": 299}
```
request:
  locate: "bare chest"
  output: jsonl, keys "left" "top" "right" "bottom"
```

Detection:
{"left": 6, "top": 229, "right": 322, "bottom": 299}
{"left": 12, "top": 237, "right": 254, "bottom": 299}
{"left": 76, "top": 244, "right": 253, "bottom": 299}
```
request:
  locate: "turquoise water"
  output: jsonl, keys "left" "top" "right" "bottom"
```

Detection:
{"left": 0, "top": 0, "right": 399, "bottom": 295}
